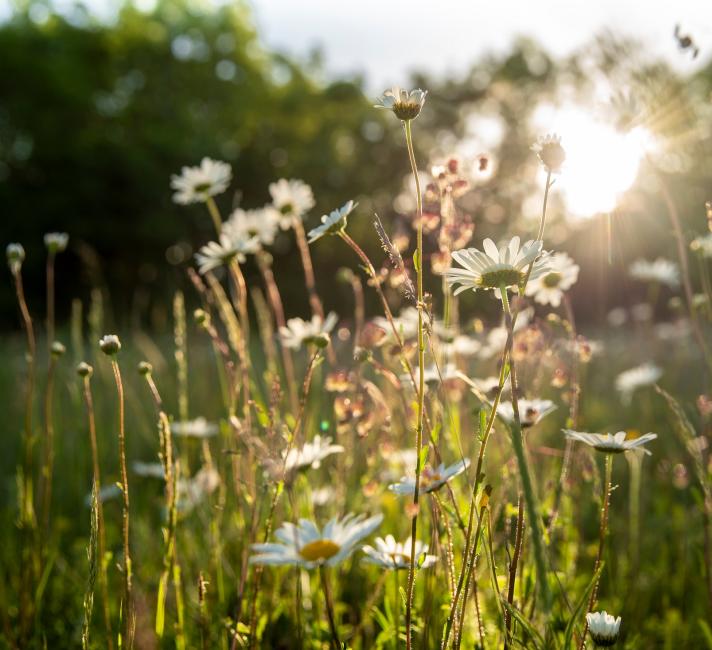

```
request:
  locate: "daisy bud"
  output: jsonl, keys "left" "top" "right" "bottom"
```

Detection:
{"left": 586, "top": 611, "right": 621, "bottom": 647}
{"left": 76, "top": 362, "right": 93, "bottom": 378}
{"left": 99, "top": 334, "right": 121, "bottom": 356}
{"left": 50, "top": 341, "right": 66, "bottom": 358}
{"left": 532, "top": 134, "right": 566, "bottom": 173}
{"left": 44, "top": 232, "right": 69, "bottom": 254}
{"left": 193, "top": 308, "right": 209, "bottom": 327}
{"left": 138, "top": 361, "right": 153, "bottom": 376}
{"left": 374, "top": 87, "right": 427, "bottom": 121}
{"left": 6, "top": 243, "right": 25, "bottom": 274}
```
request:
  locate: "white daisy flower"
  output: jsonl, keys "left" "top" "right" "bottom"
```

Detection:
{"left": 373, "top": 307, "right": 447, "bottom": 343}
{"left": 250, "top": 513, "right": 384, "bottom": 568}
{"left": 132, "top": 461, "right": 166, "bottom": 479}
{"left": 6, "top": 243, "right": 25, "bottom": 274}
{"left": 466, "top": 375, "right": 511, "bottom": 400}
{"left": 362, "top": 535, "right": 437, "bottom": 570}
{"left": 532, "top": 134, "right": 566, "bottom": 173}
{"left": 629, "top": 258, "right": 679, "bottom": 289}
{"left": 614, "top": 362, "right": 662, "bottom": 404}
{"left": 170, "top": 157, "right": 232, "bottom": 205}
{"left": 445, "top": 237, "right": 548, "bottom": 297}
{"left": 374, "top": 87, "right": 427, "bottom": 121}
{"left": 525, "top": 252, "right": 579, "bottom": 307}
{"left": 311, "top": 486, "right": 335, "bottom": 507}
{"left": 389, "top": 459, "right": 470, "bottom": 496}
{"left": 171, "top": 417, "right": 219, "bottom": 439}
{"left": 177, "top": 466, "right": 221, "bottom": 513}
{"left": 563, "top": 430, "right": 658, "bottom": 455}
{"left": 496, "top": 399, "right": 556, "bottom": 428}
{"left": 194, "top": 233, "right": 259, "bottom": 275}
{"left": 223, "top": 206, "right": 280, "bottom": 248}
{"left": 691, "top": 233, "right": 712, "bottom": 258}
{"left": 279, "top": 313, "right": 338, "bottom": 350}
{"left": 448, "top": 335, "right": 482, "bottom": 357}
{"left": 269, "top": 178, "right": 315, "bottom": 228}
{"left": 281, "top": 435, "right": 345, "bottom": 476}
{"left": 586, "top": 611, "right": 621, "bottom": 647}
{"left": 44, "top": 232, "right": 69, "bottom": 254}
{"left": 307, "top": 200, "right": 357, "bottom": 243}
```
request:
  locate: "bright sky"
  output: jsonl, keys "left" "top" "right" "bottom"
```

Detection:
{"left": 249, "top": 0, "right": 711, "bottom": 90}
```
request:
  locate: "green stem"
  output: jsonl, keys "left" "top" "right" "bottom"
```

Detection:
{"left": 320, "top": 566, "right": 341, "bottom": 649}
{"left": 206, "top": 196, "right": 223, "bottom": 235}
{"left": 394, "top": 568, "right": 401, "bottom": 650}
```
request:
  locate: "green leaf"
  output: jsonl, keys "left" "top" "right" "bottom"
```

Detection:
{"left": 698, "top": 619, "right": 712, "bottom": 649}
{"left": 563, "top": 562, "right": 604, "bottom": 649}
{"left": 413, "top": 249, "right": 421, "bottom": 273}
{"left": 417, "top": 446, "right": 430, "bottom": 474}
{"left": 499, "top": 599, "right": 544, "bottom": 649}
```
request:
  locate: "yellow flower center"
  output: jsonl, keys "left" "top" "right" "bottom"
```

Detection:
{"left": 299, "top": 539, "right": 341, "bottom": 562}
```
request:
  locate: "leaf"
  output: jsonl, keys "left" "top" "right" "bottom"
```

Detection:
{"left": 698, "top": 619, "right": 712, "bottom": 649}
{"left": 478, "top": 408, "right": 488, "bottom": 442}
{"left": 563, "top": 563, "right": 604, "bottom": 649}
{"left": 418, "top": 446, "right": 430, "bottom": 474}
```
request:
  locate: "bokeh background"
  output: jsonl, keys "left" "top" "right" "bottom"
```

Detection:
{"left": 2, "top": 0, "right": 711, "bottom": 332}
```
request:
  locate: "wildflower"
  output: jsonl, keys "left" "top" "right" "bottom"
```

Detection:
{"left": 76, "top": 362, "right": 94, "bottom": 378}
{"left": 563, "top": 429, "right": 657, "bottom": 455}
{"left": 615, "top": 362, "right": 662, "bottom": 404}
{"left": 99, "top": 334, "right": 121, "bottom": 356}
{"left": 138, "top": 361, "right": 152, "bottom": 376}
{"left": 6, "top": 243, "right": 25, "bottom": 274}
{"left": 307, "top": 200, "right": 357, "bottom": 243}
{"left": 629, "top": 258, "right": 679, "bottom": 289}
{"left": 362, "top": 535, "right": 437, "bottom": 570}
{"left": 691, "top": 233, "right": 712, "bottom": 258}
{"left": 279, "top": 313, "right": 338, "bottom": 349}
{"left": 311, "top": 486, "right": 335, "bottom": 507}
{"left": 389, "top": 459, "right": 470, "bottom": 496}
{"left": 249, "top": 513, "right": 383, "bottom": 568}
{"left": 445, "top": 237, "right": 547, "bottom": 297}
{"left": 447, "top": 335, "right": 482, "bottom": 358}
{"left": 467, "top": 375, "right": 511, "bottom": 400}
{"left": 586, "top": 611, "right": 622, "bottom": 647}
{"left": 44, "top": 232, "right": 69, "bottom": 254}
{"left": 269, "top": 178, "right": 315, "bottom": 228}
{"left": 171, "top": 417, "right": 219, "bottom": 439}
{"left": 280, "top": 435, "right": 345, "bottom": 476}
{"left": 170, "top": 157, "right": 232, "bottom": 205}
{"left": 223, "top": 206, "right": 280, "bottom": 248}
{"left": 177, "top": 466, "right": 221, "bottom": 513}
{"left": 50, "top": 341, "right": 66, "bottom": 358}
{"left": 525, "top": 252, "right": 579, "bottom": 307}
{"left": 132, "top": 461, "right": 165, "bottom": 478}
{"left": 194, "top": 233, "right": 259, "bottom": 274}
{"left": 532, "top": 134, "right": 566, "bottom": 173}
{"left": 496, "top": 399, "right": 556, "bottom": 427}
{"left": 374, "top": 87, "right": 427, "bottom": 121}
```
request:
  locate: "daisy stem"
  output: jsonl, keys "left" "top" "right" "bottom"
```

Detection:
{"left": 46, "top": 250, "right": 56, "bottom": 358}
{"left": 394, "top": 568, "right": 401, "bottom": 650}
{"left": 504, "top": 495, "right": 525, "bottom": 650}
{"left": 40, "top": 351, "right": 59, "bottom": 535}
{"left": 319, "top": 565, "right": 341, "bottom": 649}
{"left": 206, "top": 196, "right": 223, "bottom": 236}
{"left": 293, "top": 217, "right": 326, "bottom": 321}
{"left": 403, "top": 116, "right": 426, "bottom": 650}
{"left": 500, "top": 285, "right": 551, "bottom": 611}
{"left": 579, "top": 453, "right": 613, "bottom": 650}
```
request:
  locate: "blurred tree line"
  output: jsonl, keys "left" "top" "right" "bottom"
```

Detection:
{"left": 2, "top": 0, "right": 711, "bottom": 332}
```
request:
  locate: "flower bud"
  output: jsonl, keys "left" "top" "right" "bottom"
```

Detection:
{"left": 50, "top": 341, "right": 66, "bottom": 358}
{"left": 44, "top": 232, "right": 69, "bottom": 254}
{"left": 532, "top": 134, "right": 566, "bottom": 173}
{"left": 76, "top": 361, "right": 93, "bottom": 378}
{"left": 193, "top": 308, "right": 209, "bottom": 327}
{"left": 6, "top": 243, "right": 25, "bottom": 274}
{"left": 138, "top": 361, "right": 153, "bottom": 376}
{"left": 99, "top": 334, "right": 121, "bottom": 356}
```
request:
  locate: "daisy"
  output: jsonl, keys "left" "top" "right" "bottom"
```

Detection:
{"left": 614, "top": 362, "right": 662, "bottom": 404}
{"left": 496, "top": 399, "right": 556, "bottom": 427}
{"left": 401, "top": 363, "right": 460, "bottom": 388}
{"left": 279, "top": 313, "right": 338, "bottom": 349}
{"left": 177, "top": 466, "right": 221, "bottom": 513}
{"left": 132, "top": 461, "right": 166, "bottom": 479}
{"left": 249, "top": 512, "right": 384, "bottom": 568}
{"left": 586, "top": 611, "right": 621, "bottom": 647}
{"left": 281, "top": 435, "right": 345, "bottom": 475}
{"left": 223, "top": 206, "right": 280, "bottom": 248}
{"left": 691, "top": 233, "right": 712, "bottom": 258}
{"left": 44, "top": 232, "right": 69, "bottom": 254}
{"left": 448, "top": 335, "right": 482, "bottom": 357}
{"left": 629, "top": 258, "right": 679, "bottom": 289}
{"left": 389, "top": 459, "right": 470, "bottom": 496}
{"left": 307, "top": 200, "right": 357, "bottom": 243}
{"left": 525, "top": 252, "right": 579, "bottom": 307}
{"left": 6, "top": 243, "right": 25, "bottom": 274}
{"left": 362, "top": 535, "right": 437, "bottom": 570}
{"left": 170, "top": 157, "right": 232, "bottom": 205}
{"left": 374, "top": 87, "right": 427, "bottom": 121}
{"left": 269, "top": 178, "right": 315, "bottom": 228}
{"left": 194, "top": 233, "right": 259, "bottom": 274}
{"left": 445, "top": 237, "right": 548, "bottom": 297}
{"left": 171, "top": 417, "right": 219, "bottom": 439}
{"left": 563, "top": 430, "right": 657, "bottom": 455}
{"left": 532, "top": 134, "right": 566, "bottom": 173}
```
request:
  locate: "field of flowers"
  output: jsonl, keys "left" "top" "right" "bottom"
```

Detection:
{"left": 2, "top": 84, "right": 712, "bottom": 650}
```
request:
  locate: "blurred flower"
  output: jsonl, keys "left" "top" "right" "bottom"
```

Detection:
{"left": 607, "top": 307, "right": 628, "bottom": 327}
{"left": 132, "top": 461, "right": 165, "bottom": 478}
{"left": 564, "top": 429, "right": 657, "bottom": 455}
{"left": 615, "top": 362, "right": 662, "bottom": 404}
{"left": 44, "top": 232, "right": 69, "bottom": 254}
{"left": 280, "top": 313, "right": 338, "bottom": 349}
{"left": 84, "top": 483, "right": 121, "bottom": 507}
{"left": 362, "top": 535, "right": 436, "bottom": 570}
{"left": 194, "top": 233, "right": 259, "bottom": 274}
{"left": 307, "top": 200, "right": 357, "bottom": 243}
{"left": 401, "top": 363, "right": 459, "bottom": 387}
{"left": 171, "top": 157, "right": 232, "bottom": 204}
{"left": 50, "top": 341, "right": 66, "bottom": 357}
{"left": 445, "top": 237, "right": 547, "bottom": 297}
{"left": 177, "top": 466, "right": 221, "bottom": 513}
{"left": 269, "top": 178, "right": 315, "bottom": 228}
{"left": 586, "top": 611, "right": 621, "bottom": 647}
{"left": 496, "top": 399, "right": 556, "bottom": 427}
{"left": 389, "top": 459, "right": 470, "bottom": 496}
{"left": 629, "top": 258, "right": 680, "bottom": 289}
{"left": 525, "top": 252, "right": 579, "bottom": 307}
{"left": 171, "top": 417, "right": 218, "bottom": 439}
{"left": 447, "top": 335, "right": 482, "bottom": 358}
{"left": 311, "top": 486, "right": 335, "bottom": 507}
{"left": 99, "top": 334, "right": 121, "bottom": 355}
{"left": 223, "top": 206, "right": 280, "bottom": 248}
{"left": 281, "top": 435, "right": 344, "bottom": 476}
{"left": 6, "top": 243, "right": 25, "bottom": 274}
{"left": 532, "top": 134, "right": 566, "bottom": 173}
{"left": 249, "top": 513, "right": 383, "bottom": 568}
{"left": 691, "top": 233, "right": 712, "bottom": 258}
{"left": 374, "top": 87, "right": 427, "bottom": 121}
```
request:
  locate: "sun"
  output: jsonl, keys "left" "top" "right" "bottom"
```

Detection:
{"left": 534, "top": 105, "right": 651, "bottom": 218}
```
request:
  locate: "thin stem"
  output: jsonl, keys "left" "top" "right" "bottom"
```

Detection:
{"left": 394, "top": 568, "right": 401, "bottom": 650}
{"left": 46, "top": 252, "right": 56, "bottom": 357}
{"left": 293, "top": 217, "right": 326, "bottom": 321}
{"left": 206, "top": 196, "right": 223, "bottom": 235}
{"left": 403, "top": 117, "right": 426, "bottom": 650}
{"left": 504, "top": 496, "right": 525, "bottom": 649}
{"left": 320, "top": 566, "right": 341, "bottom": 649}
{"left": 579, "top": 453, "right": 613, "bottom": 650}
{"left": 40, "top": 354, "right": 58, "bottom": 535}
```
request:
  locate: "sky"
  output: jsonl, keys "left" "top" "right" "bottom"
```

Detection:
{"left": 248, "top": 0, "right": 711, "bottom": 90}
